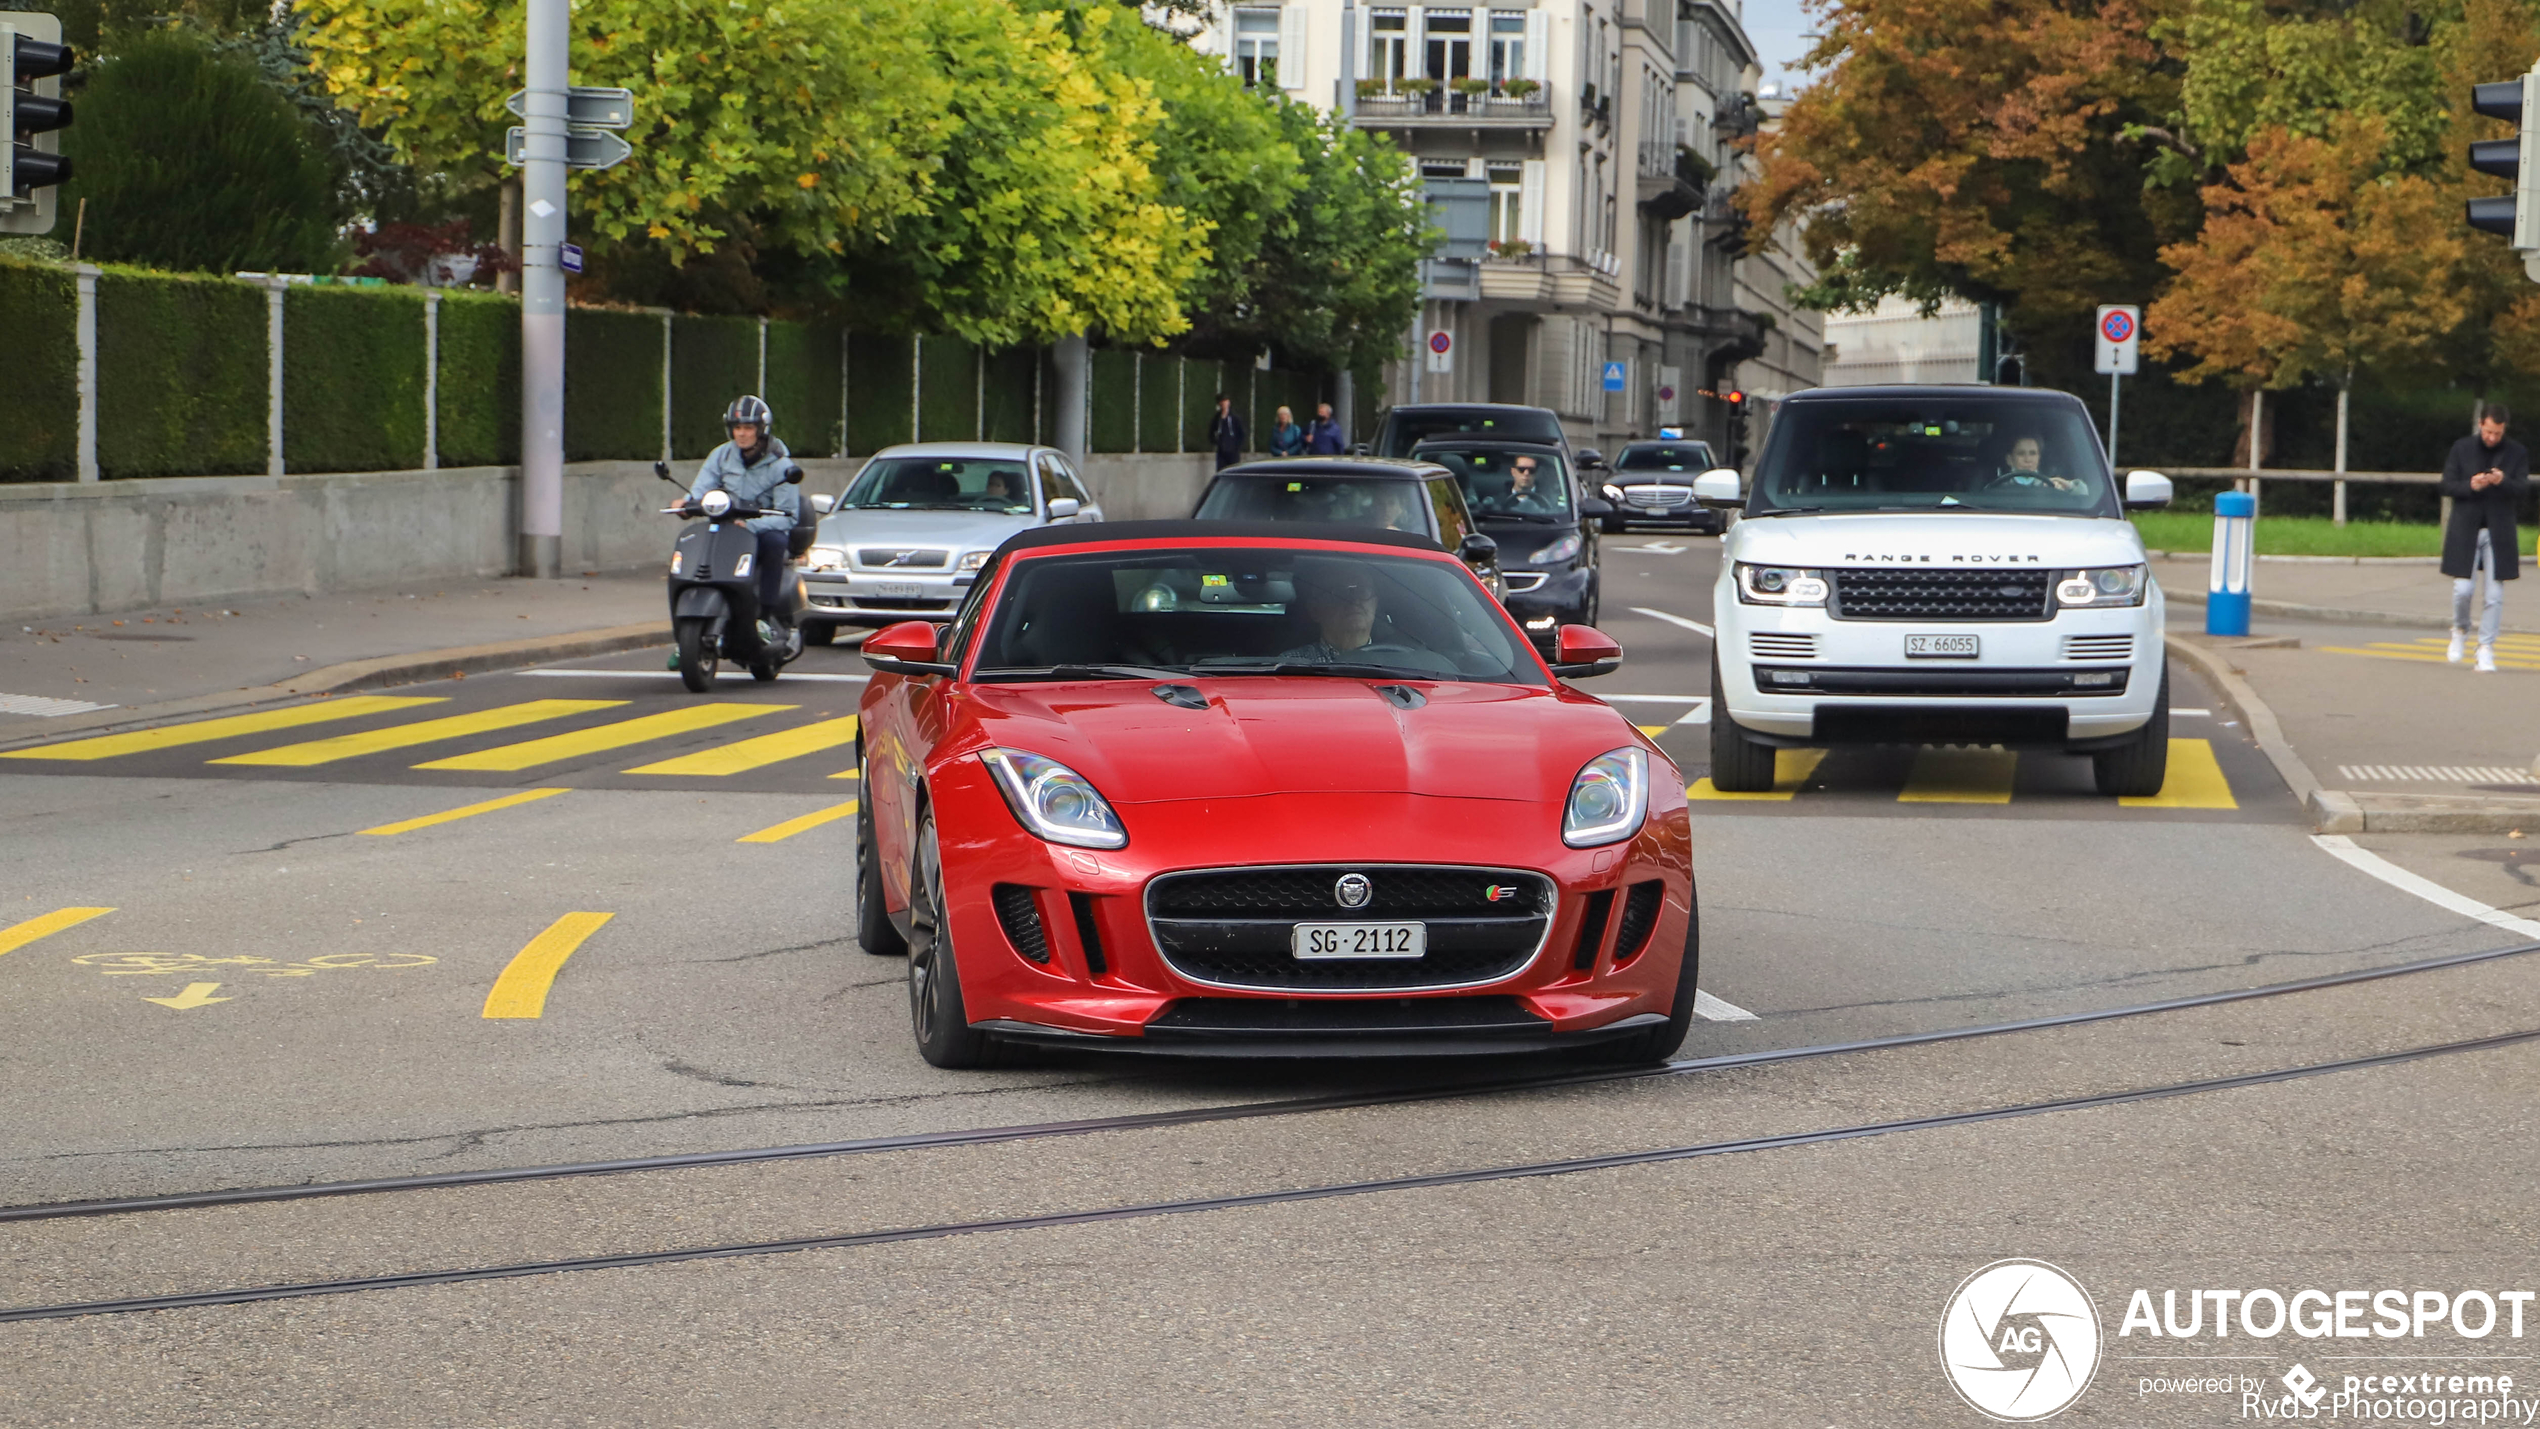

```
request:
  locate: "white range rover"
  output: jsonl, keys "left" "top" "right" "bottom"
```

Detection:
{"left": 1698, "top": 387, "right": 2176, "bottom": 796}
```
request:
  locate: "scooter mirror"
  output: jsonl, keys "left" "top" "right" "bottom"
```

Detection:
{"left": 784, "top": 465, "right": 805, "bottom": 485}
{"left": 654, "top": 461, "right": 679, "bottom": 486}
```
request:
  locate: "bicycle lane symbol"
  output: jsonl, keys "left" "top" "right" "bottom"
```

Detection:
{"left": 69, "top": 952, "right": 438, "bottom": 1010}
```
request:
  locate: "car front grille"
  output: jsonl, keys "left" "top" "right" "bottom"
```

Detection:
{"left": 1623, "top": 485, "right": 1693, "bottom": 508}
{"left": 1610, "top": 881, "right": 1664, "bottom": 966}
{"left": 1830, "top": 568, "right": 2055, "bottom": 622}
{"left": 856, "top": 548, "right": 950, "bottom": 569}
{"left": 2063, "top": 633, "right": 2134, "bottom": 661}
{"left": 1749, "top": 631, "right": 1817, "bottom": 660}
{"left": 991, "top": 884, "right": 1050, "bottom": 964}
{"left": 852, "top": 597, "right": 956, "bottom": 612}
{"left": 1502, "top": 571, "right": 1549, "bottom": 593}
{"left": 1146, "top": 864, "right": 1554, "bottom": 992}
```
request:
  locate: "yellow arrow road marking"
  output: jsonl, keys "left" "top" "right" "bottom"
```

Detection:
{"left": 1636, "top": 724, "right": 1671, "bottom": 737}
{"left": 828, "top": 767, "right": 861, "bottom": 780}
{"left": 0, "top": 906, "right": 114, "bottom": 959}
{"left": 360, "top": 788, "right": 570, "bottom": 836}
{"left": 738, "top": 799, "right": 860, "bottom": 844}
{"left": 0, "top": 696, "right": 445, "bottom": 761}
{"left": 483, "top": 912, "right": 612, "bottom": 1020}
{"left": 625, "top": 714, "right": 860, "bottom": 775}
{"left": 2120, "top": 739, "right": 2239, "bottom": 809}
{"left": 1899, "top": 747, "right": 2018, "bottom": 805}
{"left": 417, "top": 705, "right": 789, "bottom": 772}
{"left": 213, "top": 700, "right": 626, "bottom": 766}
{"left": 142, "top": 982, "right": 230, "bottom": 1010}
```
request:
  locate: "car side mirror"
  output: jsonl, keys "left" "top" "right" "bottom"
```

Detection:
{"left": 860, "top": 619, "right": 955, "bottom": 677}
{"left": 783, "top": 464, "right": 805, "bottom": 485}
{"left": 808, "top": 493, "right": 835, "bottom": 514}
{"left": 1549, "top": 624, "right": 1623, "bottom": 678}
{"left": 1693, "top": 469, "right": 1744, "bottom": 510}
{"left": 1577, "top": 495, "right": 1614, "bottom": 519}
{"left": 2124, "top": 471, "right": 2174, "bottom": 509}
{"left": 1046, "top": 497, "right": 1081, "bottom": 520}
{"left": 1576, "top": 448, "right": 1608, "bottom": 470}
{"left": 1458, "top": 532, "right": 1499, "bottom": 565}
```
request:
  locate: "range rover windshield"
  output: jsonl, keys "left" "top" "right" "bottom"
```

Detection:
{"left": 1749, "top": 399, "right": 2119, "bottom": 517}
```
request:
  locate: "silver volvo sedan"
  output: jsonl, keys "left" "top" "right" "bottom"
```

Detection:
{"left": 800, "top": 442, "right": 1104, "bottom": 642}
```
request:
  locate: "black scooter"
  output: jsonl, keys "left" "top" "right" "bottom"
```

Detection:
{"left": 655, "top": 461, "right": 817, "bottom": 693}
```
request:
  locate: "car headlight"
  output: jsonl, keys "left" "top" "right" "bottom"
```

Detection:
{"left": 1735, "top": 563, "right": 1828, "bottom": 607}
{"left": 1563, "top": 747, "right": 1649, "bottom": 848}
{"left": 2056, "top": 564, "right": 2148, "bottom": 608}
{"left": 980, "top": 748, "right": 1127, "bottom": 849}
{"left": 805, "top": 545, "right": 845, "bottom": 571}
{"left": 1529, "top": 532, "right": 1584, "bottom": 566}
{"left": 959, "top": 550, "right": 993, "bottom": 572}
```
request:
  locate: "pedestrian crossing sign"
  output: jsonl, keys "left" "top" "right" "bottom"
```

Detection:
{"left": 1602, "top": 361, "right": 1627, "bottom": 392}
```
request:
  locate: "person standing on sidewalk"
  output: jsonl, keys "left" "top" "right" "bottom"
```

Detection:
{"left": 2442, "top": 405, "right": 2529, "bottom": 672}
{"left": 1307, "top": 401, "right": 1347, "bottom": 454}
{"left": 1210, "top": 395, "right": 1248, "bottom": 471}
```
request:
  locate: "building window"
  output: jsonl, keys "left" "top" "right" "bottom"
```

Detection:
{"left": 1370, "top": 9, "right": 1409, "bottom": 90}
{"left": 1487, "top": 162, "right": 1524, "bottom": 242}
{"left": 1424, "top": 9, "right": 1473, "bottom": 84}
{"left": 1488, "top": 12, "right": 1526, "bottom": 85}
{"left": 1234, "top": 9, "right": 1280, "bottom": 89}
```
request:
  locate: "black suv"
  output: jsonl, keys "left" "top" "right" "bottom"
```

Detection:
{"left": 1410, "top": 438, "right": 1606, "bottom": 646}
{"left": 1191, "top": 457, "right": 1504, "bottom": 597}
{"left": 1370, "top": 403, "right": 1570, "bottom": 460}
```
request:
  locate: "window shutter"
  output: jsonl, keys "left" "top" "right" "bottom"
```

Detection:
{"left": 1406, "top": 6, "right": 1425, "bottom": 78}
{"left": 1279, "top": 5, "right": 1308, "bottom": 90}
{"left": 1524, "top": 10, "right": 1549, "bottom": 82}
{"left": 1519, "top": 159, "right": 1546, "bottom": 246}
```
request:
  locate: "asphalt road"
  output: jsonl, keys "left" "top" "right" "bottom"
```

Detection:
{"left": 4, "top": 537, "right": 2535, "bottom": 1426}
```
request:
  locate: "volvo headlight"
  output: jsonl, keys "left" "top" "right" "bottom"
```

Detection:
{"left": 980, "top": 749, "right": 1127, "bottom": 849}
{"left": 2056, "top": 564, "right": 2148, "bottom": 608}
{"left": 1735, "top": 563, "right": 1828, "bottom": 607}
{"left": 1563, "top": 747, "right": 1649, "bottom": 848}
{"left": 959, "top": 550, "right": 993, "bottom": 572}
{"left": 805, "top": 545, "right": 845, "bottom": 571}
{"left": 1529, "top": 532, "right": 1584, "bottom": 566}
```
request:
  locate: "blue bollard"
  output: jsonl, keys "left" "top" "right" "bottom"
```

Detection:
{"left": 2207, "top": 490, "right": 2255, "bottom": 636}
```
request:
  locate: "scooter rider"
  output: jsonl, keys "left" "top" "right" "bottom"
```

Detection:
{"left": 688, "top": 395, "right": 799, "bottom": 636}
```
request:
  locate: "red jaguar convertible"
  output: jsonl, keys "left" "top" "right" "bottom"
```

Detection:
{"left": 853, "top": 521, "right": 1697, "bottom": 1068}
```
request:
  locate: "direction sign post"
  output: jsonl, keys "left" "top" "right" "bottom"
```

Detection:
{"left": 2094, "top": 305, "right": 2141, "bottom": 467}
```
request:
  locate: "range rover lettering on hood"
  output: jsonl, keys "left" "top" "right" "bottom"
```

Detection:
{"left": 1839, "top": 553, "right": 2047, "bottom": 564}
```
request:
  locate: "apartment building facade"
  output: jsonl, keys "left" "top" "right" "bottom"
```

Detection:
{"left": 1194, "top": 0, "right": 1821, "bottom": 456}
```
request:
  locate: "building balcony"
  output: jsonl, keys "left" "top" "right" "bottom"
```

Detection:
{"left": 1471, "top": 248, "right": 1622, "bottom": 309}
{"left": 1352, "top": 82, "right": 1555, "bottom": 131}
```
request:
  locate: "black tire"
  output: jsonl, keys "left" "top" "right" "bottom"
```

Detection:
{"left": 803, "top": 621, "right": 837, "bottom": 646}
{"left": 750, "top": 658, "right": 782, "bottom": 683}
{"left": 907, "top": 811, "right": 1006, "bottom": 1069}
{"left": 1706, "top": 655, "right": 1779, "bottom": 793}
{"left": 2092, "top": 668, "right": 2171, "bottom": 797}
{"left": 674, "top": 618, "right": 717, "bottom": 693}
{"left": 1597, "top": 892, "right": 1700, "bottom": 1065}
{"left": 855, "top": 791, "right": 907, "bottom": 958}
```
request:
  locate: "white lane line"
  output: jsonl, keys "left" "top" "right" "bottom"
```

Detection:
{"left": 1693, "top": 990, "right": 1758, "bottom": 1022}
{"left": 2311, "top": 835, "right": 2540, "bottom": 939}
{"left": 0, "top": 693, "right": 116, "bottom": 717}
{"left": 1632, "top": 541, "right": 1690, "bottom": 554}
{"left": 520, "top": 669, "right": 871, "bottom": 683}
{"left": 1676, "top": 698, "right": 1712, "bottom": 726}
{"left": 1629, "top": 607, "right": 1714, "bottom": 638}
{"left": 1600, "top": 693, "right": 1705, "bottom": 704}
{"left": 2172, "top": 707, "right": 2212, "bottom": 717}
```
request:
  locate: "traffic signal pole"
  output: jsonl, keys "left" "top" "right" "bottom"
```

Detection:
{"left": 517, "top": 0, "right": 568, "bottom": 579}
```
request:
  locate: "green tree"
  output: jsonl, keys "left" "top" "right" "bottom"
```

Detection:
{"left": 57, "top": 27, "right": 342, "bottom": 273}
{"left": 1224, "top": 100, "right": 1428, "bottom": 378}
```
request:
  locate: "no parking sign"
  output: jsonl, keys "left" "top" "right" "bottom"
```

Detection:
{"left": 2094, "top": 305, "right": 2140, "bottom": 375}
{"left": 1425, "top": 328, "right": 1453, "bottom": 374}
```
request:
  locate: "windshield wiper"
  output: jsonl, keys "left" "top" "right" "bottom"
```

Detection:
{"left": 975, "top": 663, "right": 1188, "bottom": 682}
{"left": 1483, "top": 511, "right": 1563, "bottom": 524}
{"left": 1199, "top": 662, "right": 1430, "bottom": 680}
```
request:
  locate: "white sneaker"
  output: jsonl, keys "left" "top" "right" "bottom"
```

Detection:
{"left": 2477, "top": 644, "right": 2498, "bottom": 673}
{"left": 2448, "top": 629, "right": 2468, "bottom": 663}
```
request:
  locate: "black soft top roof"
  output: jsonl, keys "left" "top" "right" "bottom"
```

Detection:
{"left": 992, "top": 519, "right": 1448, "bottom": 558}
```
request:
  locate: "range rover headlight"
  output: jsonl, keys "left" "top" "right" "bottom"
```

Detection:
{"left": 805, "top": 545, "right": 845, "bottom": 571}
{"left": 2056, "top": 564, "right": 2148, "bottom": 608}
{"left": 980, "top": 749, "right": 1127, "bottom": 849}
{"left": 958, "top": 550, "right": 993, "bottom": 572}
{"left": 1735, "top": 563, "right": 1828, "bottom": 607}
{"left": 1563, "top": 747, "right": 1650, "bottom": 848}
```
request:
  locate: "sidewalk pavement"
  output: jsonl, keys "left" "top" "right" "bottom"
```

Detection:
{"left": 0, "top": 574, "right": 665, "bottom": 738}
{"left": 2146, "top": 554, "right": 2540, "bottom": 634}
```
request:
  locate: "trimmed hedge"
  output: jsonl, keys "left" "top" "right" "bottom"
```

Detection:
{"left": 284, "top": 284, "right": 428, "bottom": 474}
{"left": 564, "top": 308, "right": 664, "bottom": 462}
{"left": 1183, "top": 358, "right": 1226, "bottom": 453}
{"left": 435, "top": 291, "right": 520, "bottom": 468}
{"left": 1089, "top": 348, "right": 1137, "bottom": 453}
{"left": 0, "top": 261, "right": 78, "bottom": 481}
{"left": 1136, "top": 354, "right": 1179, "bottom": 453}
{"left": 918, "top": 335, "right": 977, "bottom": 443}
{"left": 97, "top": 269, "right": 266, "bottom": 478}
{"left": 983, "top": 347, "right": 1037, "bottom": 444}
{"left": 671, "top": 315, "right": 758, "bottom": 458}
{"left": 764, "top": 320, "right": 841, "bottom": 458}
{"left": 846, "top": 333, "right": 913, "bottom": 454}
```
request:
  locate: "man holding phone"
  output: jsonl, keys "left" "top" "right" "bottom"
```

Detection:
{"left": 2442, "top": 404, "right": 2529, "bottom": 672}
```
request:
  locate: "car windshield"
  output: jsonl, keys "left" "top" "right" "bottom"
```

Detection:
{"left": 1417, "top": 447, "right": 1574, "bottom": 521}
{"left": 973, "top": 548, "right": 1542, "bottom": 684}
{"left": 1379, "top": 409, "right": 1564, "bottom": 456}
{"left": 1750, "top": 399, "right": 2118, "bottom": 517}
{"left": 839, "top": 457, "right": 1033, "bottom": 513}
{"left": 1616, "top": 443, "right": 1715, "bottom": 474}
{"left": 1194, "top": 475, "right": 1436, "bottom": 537}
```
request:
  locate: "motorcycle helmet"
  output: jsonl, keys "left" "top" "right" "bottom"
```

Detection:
{"left": 723, "top": 395, "right": 773, "bottom": 451}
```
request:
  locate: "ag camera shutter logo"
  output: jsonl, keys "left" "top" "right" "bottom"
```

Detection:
{"left": 1940, "top": 1259, "right": 2103, "bottom": 1421}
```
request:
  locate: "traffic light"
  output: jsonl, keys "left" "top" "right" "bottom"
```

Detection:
{"left": 2468, "top": 64, "right": 2540, "bottom": 278}
{"left": 1723, "top": 389, "right": 1750, "bottom": 466}
{"left": 2, "top": 12, "right": 74, "bottom": 237}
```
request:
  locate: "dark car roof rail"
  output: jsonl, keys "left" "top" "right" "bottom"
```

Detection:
{"left": 992, "top": 520, "right": 1451, "bottom": 557}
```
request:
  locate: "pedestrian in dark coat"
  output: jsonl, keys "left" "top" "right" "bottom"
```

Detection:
{"left": 2441, "top": 404, "right": 2529, "bottom": 672}
{"left": 1306, "top": 401, "right": 1347, "bottom": 454}
{"left": 1210, "top": 395, "right": 1247, "bottom": 471}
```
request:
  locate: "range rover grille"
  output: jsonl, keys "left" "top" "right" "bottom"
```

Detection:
{"left": 1830, "top": 568, "right": 2054, "bottom": 621}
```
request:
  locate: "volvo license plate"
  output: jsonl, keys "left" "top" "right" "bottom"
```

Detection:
{"left": 1292, "top": 922, "right": 1427, "bottom": 960}
{"left": 1904, "top": 634, "right": 1980, "bottom": 658}
{"left": 873, "top": 582, "right": 924, "bottom": 598}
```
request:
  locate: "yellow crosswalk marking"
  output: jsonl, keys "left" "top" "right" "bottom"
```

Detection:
{"left": 738, "top": 799, "right": 860, "bottom": 844}
{"left": 1637, "top": 723, "right": 1671, "bottom": 737}
{"left": 0, "top": 696, "right": 445, "bottom": 762}
{"left": 2119, "top": 739, "right": 2238, "bottom": 809}
{"left": 212, "top": 700, "right": 625, "bottom": 767}
{"left": 2322, "top": 642, "right": 2540, "bottom": 670}
{"left": 415, "top": 704, "right": 789, "bottom": 772}
{"left": 828, "top": 767, "right": 862, "bottom": 781}
{"left": 625, "top": 715, "right": 859, "bottom": 776}
{"left": 0, "top": 906, "right": 113, "bottom": 959}
{"left": 1899, "top": 746, "right": 2018, "bottom": 804}
{"left": 361, "top": 788, "right": 570, "bottom": 836}
{"left": 483, "top": 911, "right": 612, "bottom": 1020}
{"left": 1689, "top": 748, "right": 1827, "bottom": 801}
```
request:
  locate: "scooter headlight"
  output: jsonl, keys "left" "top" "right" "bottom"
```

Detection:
{"left": 1563, "top": 747, "right": 1649, "bottom": 847}
{"left": 700, "top": 489, "right": 734, "bottom": 518}
{"left": 980, "top": 749, "right": 1128, "bottom": 849}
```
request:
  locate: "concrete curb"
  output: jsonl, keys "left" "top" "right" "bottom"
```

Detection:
{"left": 2162, "top": 636, "right": 2326, "bottom": 819}
{"left": 0, "top": 622, "right": 666, "bottom": 752}
{"left": 2165, "top": 588, "right": 2540, "bottom": 636}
